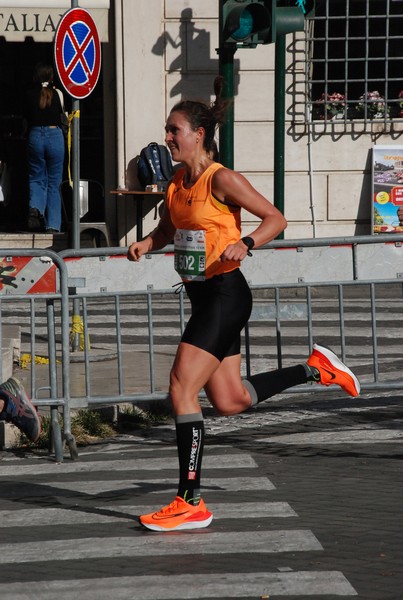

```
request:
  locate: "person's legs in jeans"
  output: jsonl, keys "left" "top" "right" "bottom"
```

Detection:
{"left": 44, "top": 128, "right": 64, "bottom": 231}
{"left": 27, "top": 128, "right": 47, "bottom": 220}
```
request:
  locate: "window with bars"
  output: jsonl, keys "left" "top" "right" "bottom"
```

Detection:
{"left": 303, "top": 0, "right": 403, "bottom": 127}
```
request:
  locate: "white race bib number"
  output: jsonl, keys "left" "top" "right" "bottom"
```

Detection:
{"left": 174, "top": 229, "right": 206, "bottom": 281}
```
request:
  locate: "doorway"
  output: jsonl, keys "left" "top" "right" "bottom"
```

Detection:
{"left": 0, "top": 39, "right": 105, "bottom": 232}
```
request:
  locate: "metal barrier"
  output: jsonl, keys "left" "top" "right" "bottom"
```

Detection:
{"left": 244, "top": 279, "right": 403, "bottom": 392}
{"left": 1, "top": 235, "right": 402, "bottom": 461}
{"left": 64, "top": 278, "right": 403, "bottom": 406}
{"left": 58, "top": 235, "right": 403, "bottom": 402}
{"left": 59, "top": 234, "right": 403, "bottom": 292}
{"left": 0, "top": 249, "right": 77, "bottom": 462}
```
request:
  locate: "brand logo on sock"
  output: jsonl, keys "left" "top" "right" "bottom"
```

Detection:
{"left": 188, "top": 427, "right": 201, "bottom": 475}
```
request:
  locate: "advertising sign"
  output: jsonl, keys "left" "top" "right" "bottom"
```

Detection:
{"left": 372, "top": 145, "right": 403, "bottom": 234}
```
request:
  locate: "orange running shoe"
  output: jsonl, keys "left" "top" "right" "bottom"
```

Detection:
{"left": 140, "top": 496, "right": 213, "bottom": 532}
{"left": 307, "top": 343, "right": 360, "bottom": 397}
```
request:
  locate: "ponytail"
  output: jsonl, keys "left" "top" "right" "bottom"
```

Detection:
{"left": 33, "top": 63, "right": 54, "bottom": 109}
{"left": 39, "top": 85, "right": 53, "bottom": 110}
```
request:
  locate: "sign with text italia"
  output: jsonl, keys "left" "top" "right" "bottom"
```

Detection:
{"left": 54, "top": 7, "right": 101, "bottom": 99}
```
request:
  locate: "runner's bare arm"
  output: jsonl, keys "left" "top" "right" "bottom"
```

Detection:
{"left": 127, "top": 203, "right": 176, "bottom": 262}
{"left": 212, "top": 168, "right": 287, "bottom": 261}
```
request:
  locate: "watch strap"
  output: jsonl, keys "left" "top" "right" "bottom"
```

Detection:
{"left": 241, "top": 236, "right": 255, "bottom": 256}
{"left": 241, "top": 236, "right": 255, "bottom": 249}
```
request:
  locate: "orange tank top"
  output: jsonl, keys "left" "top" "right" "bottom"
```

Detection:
{"left": 166, "top": 163, "right": 241, "bottom": 280}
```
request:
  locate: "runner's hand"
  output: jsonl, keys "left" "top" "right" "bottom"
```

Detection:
{"left": 220, "top": 241, "right": 250, "bottom": 262}
{"left": 127, "top": 241, "right": 149, "bottom": 262}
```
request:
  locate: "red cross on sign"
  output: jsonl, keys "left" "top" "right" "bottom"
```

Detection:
{"left": 54, "top": 7, "right": 101, "bottom": 99}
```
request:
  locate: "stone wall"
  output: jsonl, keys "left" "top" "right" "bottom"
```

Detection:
{"left": 116, "top": 0, "right": 403, "bottom": 244}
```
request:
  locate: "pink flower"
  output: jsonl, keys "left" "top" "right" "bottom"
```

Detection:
{"left": 317, "top": 92, "right": 346, "bottom": 117}
{"left": 357, "top": 91, "right": 388, "bottom": 118}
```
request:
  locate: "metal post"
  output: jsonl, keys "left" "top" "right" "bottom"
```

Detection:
{"left": 72, "top": 98, "right": 80, "bottom": 250}
{"left": 218, "top": 45, "right": 236, "bottom": 169}
{"left": 71, "top": 0, "right": 81, "bottom": 350}
{"left": 274, "top": 34, "right": 286, "bottom": 240}
{"left": 217, "top": 0, "right": 236, "bottom": 169}
{"left": 71, "top": 0, "right": 80, "bottom": 250}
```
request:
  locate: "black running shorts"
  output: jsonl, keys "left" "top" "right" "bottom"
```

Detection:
{"left": 182, "top": 268, "right": 252, "bottom": 361}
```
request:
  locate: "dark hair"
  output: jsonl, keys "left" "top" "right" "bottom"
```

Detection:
{"left": 171, "top": 76, "right": 229, "bottom": 155}
{"left": 33, "top": 62, "right": 54, "bottom": 109}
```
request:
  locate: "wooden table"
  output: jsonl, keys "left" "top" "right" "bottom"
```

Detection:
{"left": 110, "top": 189, "right": 164, "bottom": 241}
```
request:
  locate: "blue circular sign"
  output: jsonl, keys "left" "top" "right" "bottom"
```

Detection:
{"left": 55, "top": 8, "right": 101, "bottom": 99}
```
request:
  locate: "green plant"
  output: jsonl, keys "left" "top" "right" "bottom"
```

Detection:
{"left": 71, "top": 409, "right": 116, "bottom": 443}
{"left": 118, "top": 402, "right": 172, "bottom": 430}
{"left": 17, "top": 409, "right": 116, "bottom": 449}
{"left": 15, "top": 402, "right": 172, "bottom": 449}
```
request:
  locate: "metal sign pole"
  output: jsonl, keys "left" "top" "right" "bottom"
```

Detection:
{"left": 56, "top": 2, "right": 100, "bottom": 249}
{"left": 274, "top": 34, "right": 286, "bottom": 240}
{"left": 71, "top": 97, "right": 80, "bottom": 250}
{"left": 55, "top": 1, "right": 101, "bottom": 352}
{"left": 70, "top": 0, "right": 80, "bottom": 352}
{"left": 71, "top": 0, "right": 80, "bottom": 250}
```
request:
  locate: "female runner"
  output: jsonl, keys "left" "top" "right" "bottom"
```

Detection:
{"left": 127, "top": 79, "right": 360, "bottom": 532}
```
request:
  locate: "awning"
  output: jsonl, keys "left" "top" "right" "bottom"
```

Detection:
{"left": 0, "top": 2, "right": 110, "bottom": 42}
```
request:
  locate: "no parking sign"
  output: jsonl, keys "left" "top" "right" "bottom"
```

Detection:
{"left": 54, "top": 7, "right": 101, "bottom": 99}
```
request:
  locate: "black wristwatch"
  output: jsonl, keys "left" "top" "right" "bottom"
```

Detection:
{"left": 241, "top": 236, "right": 255, "bottom": 257}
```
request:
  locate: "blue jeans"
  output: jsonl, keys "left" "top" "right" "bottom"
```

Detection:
{"left": 27, "top": 126, "right": 65, "bottom": 231}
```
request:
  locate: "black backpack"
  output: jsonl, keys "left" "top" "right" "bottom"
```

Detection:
{"left": 137, "top": 143, "right": 174, "bottom": 190}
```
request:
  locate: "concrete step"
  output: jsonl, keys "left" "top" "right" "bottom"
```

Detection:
{"left": 0, "top": 231, "right": 111, "bottom": 250}
{"left": 0, "top": 421, "right": 20, "bottom": 449}
{"left": 1, "top": 325, "right": 21, "bottom": 364}
{"left": 1, "top": 324, "right": 21, "bottom": 382}
{"left": 0, "top": 232, "right": 68, "bottom": 250}
{"left": 1, "top": 346, "right": 12, "bottom": 382}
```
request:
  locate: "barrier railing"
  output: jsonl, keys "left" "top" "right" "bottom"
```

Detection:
{"left": 244, "top": 279, "right": 403, "bottom": 392}
{"left": 0, "top": 249, "right": 76, "bottom": 462}
{"left": 1, "top": 235, "right": 402, "bottom": 461}
{"left": 59, "top": 236, "right": 403, "bottom": 408}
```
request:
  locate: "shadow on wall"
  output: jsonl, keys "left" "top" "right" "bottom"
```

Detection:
{"left": 354, "top": 149, "right": 374, "bottom": 236}
{"left": 151, "top": 7, "right": 240, "bottom": 101}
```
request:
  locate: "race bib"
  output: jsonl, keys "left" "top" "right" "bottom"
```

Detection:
{"left": 174, "top": 229, "right": 206, "bottom": 281}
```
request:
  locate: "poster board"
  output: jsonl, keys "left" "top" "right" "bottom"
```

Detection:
{"left": 372, "top": 145, "right": 403, "bottom": 234}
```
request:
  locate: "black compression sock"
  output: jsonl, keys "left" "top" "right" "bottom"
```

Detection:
{"left": 244, "top": 364, "right": 308, "bottom": 405}
{"left": 175, "top": 413, "right": 204, "bottom": 506}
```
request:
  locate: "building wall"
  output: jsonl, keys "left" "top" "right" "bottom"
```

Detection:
{"left": 115, "top": 0, "right": 403, "bottom": 245}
